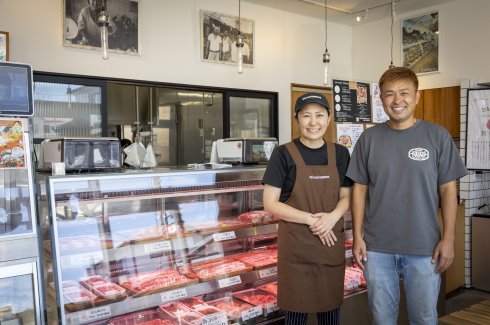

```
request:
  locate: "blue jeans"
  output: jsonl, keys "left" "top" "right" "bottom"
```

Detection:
{"left": 364, "top": 251, "right": 440, "bottom": 325}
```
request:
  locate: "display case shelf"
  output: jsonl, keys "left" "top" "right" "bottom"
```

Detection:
{"left": 56, "top": 223, "right": 278, "bottom": 269}
{"left": 64, "top": 265, "right": 279, "bottom": 324}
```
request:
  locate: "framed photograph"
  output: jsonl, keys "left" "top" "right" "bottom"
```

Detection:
{"left": 401, "top": 11, "right": 439, "bottom": 74}
{"left": 465, "top": 88, "right": 490, "bottom": 170}
{"left": 200, "top": 10, "right": 254, "bottom": 66}
{"left": 0, "top": 31, "right": 9, "bottom": 62}
{"left": 63, "top": 0, "right": 140, "bottom": 56}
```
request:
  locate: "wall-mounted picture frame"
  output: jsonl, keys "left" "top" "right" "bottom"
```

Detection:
{"left": 401, "top": 11, "right": 439, "bottom": 75}
{"left": 0, "top": 31, "right": 9, "bottom": 62}
{"left": 200, "top": 10, "right": 254, "bottom": 67}
{"left": 466, "top": 88, "right": 490, "bottom": 171}
{"left": 63, "top": 0, "right": 140, "bottom": 56}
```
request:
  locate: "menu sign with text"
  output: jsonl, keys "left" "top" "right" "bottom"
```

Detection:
{"left": 333, "top": 79, "right": 371, "bottom": 122}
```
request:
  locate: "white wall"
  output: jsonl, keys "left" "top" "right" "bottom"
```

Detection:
{"left": 0, "top": 0, "right": 352, "bottom": 144}
{"left": 352, "top": 0, "right": 490, "bottom": 90}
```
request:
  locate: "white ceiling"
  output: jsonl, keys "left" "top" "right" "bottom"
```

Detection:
{"left": 242, "top": 0, "right": 455, "bottom": 25}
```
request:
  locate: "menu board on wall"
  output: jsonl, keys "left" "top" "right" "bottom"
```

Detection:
{"left": 466, "top": 89, "right": 490, "bottom": 170}
{"left": 333, "top": 79, "right": 371, "bottom": 122}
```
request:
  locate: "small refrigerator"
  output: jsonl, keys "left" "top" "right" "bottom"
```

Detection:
{"left": 0, "top": 117, "right": 43, "bottom": 324}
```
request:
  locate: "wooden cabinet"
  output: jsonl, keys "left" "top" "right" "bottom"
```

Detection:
{"left": 415, "top": 86, "right": 460, "bottom": 137}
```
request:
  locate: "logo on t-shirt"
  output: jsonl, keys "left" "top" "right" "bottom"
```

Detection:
{"left": 408, "top": 148, "right": 429, "bottom": 161}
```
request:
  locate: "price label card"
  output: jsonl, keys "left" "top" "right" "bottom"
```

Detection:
{"left": 218, "top": 275, "right": 242, "bottom": 289}
{"left": 213, "top": 231, "right": 236, "bottom": 242}
{"left": 144, "top": 240, "right": 172, "bottom": 254}
{"left": 241, "top": 306, "right": 263, "bottom": 321}
{"left": 69, "top": 251, "right": 103, "bottom": 267}
{"left": 259, "top": 266, "right": 277, "bottom": 278}
{"left": 78, "top": 306, "right": 111, "bottom": 324}
{"left": 160, "top": 288, "right": 188, "bottom": 303}
{"left": 265, "top": 302, "right": 279, "bottom": 314}
{"left": 201, "top": 312, "right": 228, "bottom": 325}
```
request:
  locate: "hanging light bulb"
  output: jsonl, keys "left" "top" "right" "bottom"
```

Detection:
{"left": 389, "top": 0, "right": 395, "bottom": 68}
{"left": 237, "top": 34, "right": 244, "bottom": 74}
{"left": 322, "top": 0, "right": 330, "bottom": 85}
{"left": 98, "top": 0, "right": 109, "bottom": 60}
{"left": 323, "top": 49, "right": 330, "bottom": 85}
{"left": 236, "top": 0, "right": 244, "bottom": 74}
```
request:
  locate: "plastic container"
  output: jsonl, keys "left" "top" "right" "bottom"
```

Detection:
{"left": 92, "top": 282, "right": 127, "bottom": 299}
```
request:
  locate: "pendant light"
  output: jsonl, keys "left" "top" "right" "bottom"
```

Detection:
{"left": 98, "top": 0, "right": 110, "bottom": 60}
{"left": 322, "top": 0, "right": 330, "bottom": 85}
{"left": 389, "top": 0, "right": 395, "bottom": 68}
{"left": 236, "top": 0, "right": 244, "bottom": 74}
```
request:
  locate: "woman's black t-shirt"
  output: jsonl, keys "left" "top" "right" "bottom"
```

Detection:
{"left": 262, "top": 138, "right": 353, "bottom": 202}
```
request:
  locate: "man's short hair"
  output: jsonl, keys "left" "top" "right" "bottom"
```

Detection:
{"left": 379, "top": 67, "right": 419, "bottom": 91}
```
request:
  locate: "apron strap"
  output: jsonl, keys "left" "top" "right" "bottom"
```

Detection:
{"left": 326, "top": 142, "right": 336, "bottom": 167}
{"left": 285, "top": 142, "right": 305, "bottom": 166}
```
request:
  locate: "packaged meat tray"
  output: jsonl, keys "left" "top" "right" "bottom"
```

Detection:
{"left": 207, "top": 296, "right": 262, "bottom": 321}
{"left": 92, "top": 282, "right": 127, "bottom": 299}
{"left": 108, "top": 310, "right": 178, "bottom": 325}
{"left": 233, "top": 248, "right": 278, "bottom": 269}
{"left": 118, "top": 268, "right": 198, "bottom": 297}
{"left": 258, "top": 282, "right": 278, "bottom": 296}
{"left": 79, "top": 275, "right": 109, "bottom": 289}
{"left": 63, "top": 287, "right": 97, "bottom": 305}
{"left": 173, "top": 311, "right": 203, "bottom": 325}
{"left": 177, "top": 297, "right": 207, "bottom": 310}
{"left": 236, "top": 210, "right": 276, "bottom": 225}
{"left": 183, "top": 258, "right": 253, "bottom": 281}
{"left": 193, "top": 305, "right": 223, "bottom": 316}
{"left": 158, "top": 301, "right": 191, "bottom": 318}
{"left": 233, "top": 288, "right": 279, "bottom": 316}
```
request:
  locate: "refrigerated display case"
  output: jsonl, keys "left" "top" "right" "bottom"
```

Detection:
{"left": 0, "top": 117, "right": 43, "bottom": 325}
{"left": 42, "top": 167, "right": 367, "bottom": 325}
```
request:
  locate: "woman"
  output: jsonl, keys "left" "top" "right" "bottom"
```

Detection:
{"left": 262, "top": 93, "right": 352, "bottom": 325}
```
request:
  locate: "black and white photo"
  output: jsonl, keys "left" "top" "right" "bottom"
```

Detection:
{"left": 200, "top": 10, "right": 254, "bottom": 66}
{"left": 402, "top": 11, "right": 439, "bottom": 74}
{"left": 63, "top": 0, "right": 140, "bottom": 55}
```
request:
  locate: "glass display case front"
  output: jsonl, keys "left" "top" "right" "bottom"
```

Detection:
{"left": 45, "top": 167, "right": 281, "bottom": 325}
{"left": 0, "top": 118, "right": 37, "bottom": 240}
{"left": 0, "top": 260, "right": 42, "bottom": 325}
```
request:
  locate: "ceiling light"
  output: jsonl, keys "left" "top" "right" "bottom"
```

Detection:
{"left": 356, "top": 9, "right": 369, "bottom": 22}
{"left": 322, "top": 0, "right": 330, "bottom": 85}
{"left": 389, "top": 0, "right": 395, "bottom": 68}
{"left": 236, "top": 0, "right": 244, "bottom": 74}
{"left": 98, "top": 0, "right": 109, "bottom": 60}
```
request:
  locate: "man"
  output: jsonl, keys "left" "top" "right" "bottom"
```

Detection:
{"left": 347, "top": 67, "right": 467, "bottom": 325}
{"left": 221, "top": 30, "right": 231, "bottom": 61}
{"left": 206, "top": 26, "right": 222, "bottom": 61}
{"left": 78, "top": 0, "right": 102, "bottom": 46}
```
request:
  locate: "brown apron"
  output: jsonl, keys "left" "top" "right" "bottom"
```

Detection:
{"left": 277, "top": 141, "right": 345, "bottom": 313}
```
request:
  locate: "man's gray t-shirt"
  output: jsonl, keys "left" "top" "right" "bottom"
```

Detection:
{"left": 346, "top": 120, "right": 467, "bottom": 256}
